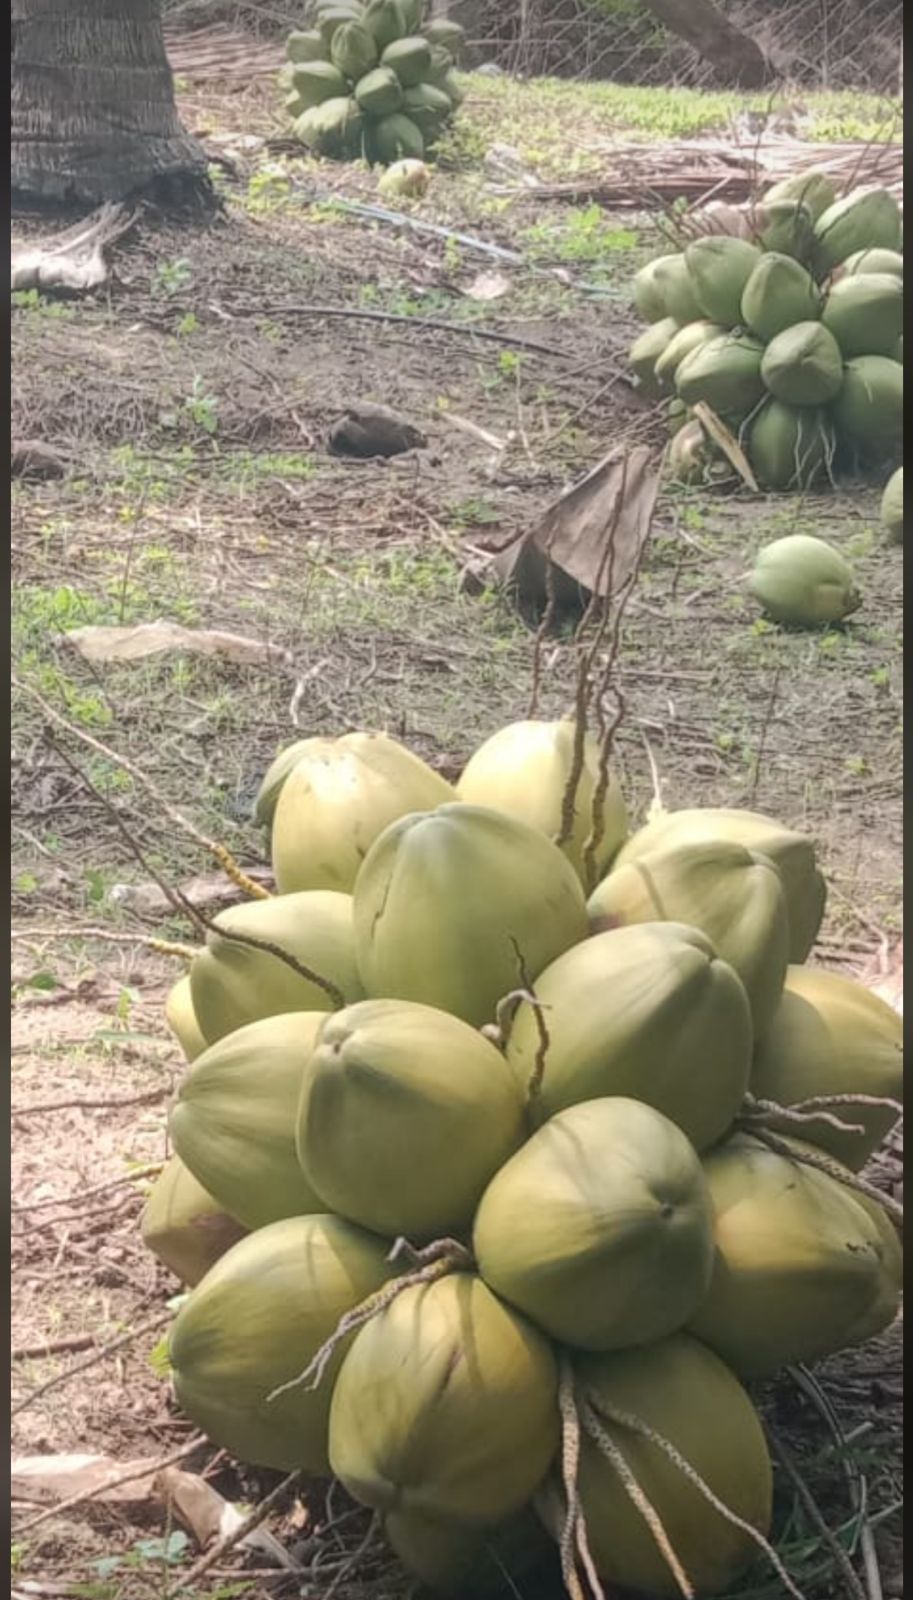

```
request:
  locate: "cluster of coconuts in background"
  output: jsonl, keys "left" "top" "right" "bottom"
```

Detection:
{"left": 140, "top": 723, "right": 903, "bottom": 1600}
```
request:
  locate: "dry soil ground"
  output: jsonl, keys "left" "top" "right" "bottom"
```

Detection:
{"left": 10, "top": 46, "right": 903, "bottom": 1600}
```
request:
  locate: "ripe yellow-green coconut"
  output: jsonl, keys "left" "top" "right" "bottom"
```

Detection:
{"left": 164, "top": 973, "right": 208, "bottom": 1063}
{"left": 385, "top": 1507, "right": 558, "bottom": 1599}
{"left": 189, "top": 890, "right": 363, "bottom": 1045}
{"left": 328, "top": 1273, "right": 559, "bottom": 1525}
{"left": 141, "top": 1156, "right": 246, "bottom": 1287}
{"left": 689, "top": 1133, "right": 902, "bottom": 1375}
{"left": 353, "top": 804, "right": 588, "bottom": 1028}
{"left": 611, "top": 804, "right": 826, "bottom": 961}
{"left": 628, "top": 317, "right": 680, "bottom": 397}
{"left": 455, "top": 719, "right": 628, "bottom": 885}
{"left": 473, "top": 1097, "right": 715, "bottom": 1351}
{"left": 588, "top": 838, "right": 789, "bottom": 1035}
{"left": 270, "top": 731, "right": 454, "bottom": 894}
{"left": 537, "top": 1334, "right": 773, "bottom": 1599}
{"left": 169, "top": 1214, "right": 394, "bottom": 1472}
{"left": 750, "top": 964, "right": 903, "bottom": 1169}
{"left": 504, "top": 923, "right": 751, "bottom": 1150}
{"left": 296, "top": 999, "right": 526, "bottom": 1238}
{"left": 170, "top": 1013, "right": 326, "bottom": 1230}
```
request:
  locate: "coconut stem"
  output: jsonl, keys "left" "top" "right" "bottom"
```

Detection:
{"left": 581, "top": 1400, "right": 694, "bottom": 1599}
{"left": 743, "top": 1090, "right": 902, "bottom": 1138}
{"left": 557, "top": 1359, "right": 605, "bottom": 1600}
{"left": 266, "top": 1240, "right": 472, "bottom": 1404}
{"left": 585, "top": 1394, "right": 809, "bottom": 1600}
{"left": 748, "top": 1126, "right": 904, "bottom": 1231}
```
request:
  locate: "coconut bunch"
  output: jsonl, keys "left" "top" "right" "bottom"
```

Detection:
{"left": 142, "top": 723, "right": 903, "bottom": 1600}
{"left": 628, "top": 170, "right": 903, "bottom": 492}
{"left": 278, "top": 0, "right": 464, "bottom": 166}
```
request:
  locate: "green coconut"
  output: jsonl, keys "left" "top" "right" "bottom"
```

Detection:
{"left": 328, "top": 1273, "right": 559, "bottom": 1524}
{"left": 353, "top": 804, "right": 588, "bottom": 1029}
{"left": 368, "top": 111, "right": 425, "bottom": 163}
{"left": 881, "top": 466, "right": 903, "bottom": 542}
{"left": 748, "top": 533, "right": 860, "bottom": 627}
{"left": 164, "top": 974, "right": 208, "bottom": 1064}
{"left": 170, "top": 1013, "right": 326, "bottom": 1230}
{"left": 588, "top": 839, "right": 789, "bottom": 1036}
{"left": 354, "top": 63, "right": 404, "bottom": 114}
{"left": 294, "top": 96, "right": 364, "bottom": 158}
{"left": 650, "top": 254, "right": 704, "bottom": 323}
{"left": 689, "top": 1133, "right": 902, "bottom": 1376}
{"left": 296, "top": 999, "right": 525, "bottom": 1238}
{"left": 169, "top": 1214, "right": 393, "bottom": 1472}
{"left": 317, "top": 5, "right": 367, "bottom": 48}
{"left": 395, "top": 0, "right": 423, "bottom": 26}
{"left": 537, "top": 1334, "right": 773, "bottom": 1599}
{"left": 653, "top": 320, "right": 726, "bottom": 386}
{"left": 762, "top": 168, "right": 836, "bottom": 222}
{"left": 665, "top": 417, "right": 717, "bottom": 485}
{"left": 504, "top": 923, "right": 751, "bottom": 1151}
{"left": 760, "top": 321, "right": 844, "bottom": 405}
{"left": 290, "top": 59, "right": 349, "bottom": 108}
{"left": 666, "top": 397, "right": 688, "bottom": 435}
{"left": 189, "top": 890, "right": 363, "bottom": 1045}
{"left": 837, "top": 247, "right": 903, "bottom": 280}
{"left": 753, "top": 199, "right": 816, "bottom": 261}
{"left": 747, "top": 400, "right": 834, "bottom": 491}
{"left": 455, "top": 719, "right": 628, "bottom": 885}
{"left": 401, "top": 82, "right": 454, "bottom": 137}
{"left": 684, "top": 236, "right": 762, "bottom": 326}
{"left": 628, "top": 316, "right": 680, "bottom": 397}
{"left": 821, "top": 272, "right": 904, "bottom": 358}
{"left": 424, "top": 19, "right": 466, "bottom": 60}
{"left": 141, "top": 1156, "right": 247, "bottom": 1288}
{"left": 612, "top": 806, "right": 826, "bottom": 963}
{"left": 632, "top": 255, "right": 681, "bottom": 323}
{"left": 814, "top": 185, "right": 902, "bottom": 272}
{"left": 740, "top": 252, "right": 823, "bottom": 341}
{"left": 674, "top": 332, "right": 765, "bottom": 421}
{"left": 361, "top": 0, "right": 409, "bottom": 51}
{"left": 381, "top": 35, "right": 432, "bottom": 86}
{"left": 751, "top": 964, "right": 903, "bottom": 1170}
{"left": 386, "top": 1507, "right": 558, "bottom": 1599}
{"left": 473, "top": 1097, "right": 714, "bottom": 1351}
{"left": 831, "top": 355, "right": 903, "bottom": 453}
{"left": 270, "top": 731, "right": 453, "bottom": 895}
{"left": 285, "top": 29, "right": 327, "bottom": 63}
{"left": 330, "top": 19, "right": 378, "bottom": 78}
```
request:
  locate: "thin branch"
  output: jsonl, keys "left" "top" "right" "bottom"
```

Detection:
{"left": 768, "top": 1430, "right": 867, "bottom": 1600}
{"left": 12, "top": 1086, "right": 172, "bottom": 1118}
{"left": 169, "top": 1469, "right": 302, "bottom": 1597}
{"left": 12, "top": 1163, "right": 164, "bottom": 1214}
{"left": 12, "top": 926, "right": 198, "bottom": 959}
{"left": 12, "top": 1310, "right": 172, "bottom": 1419}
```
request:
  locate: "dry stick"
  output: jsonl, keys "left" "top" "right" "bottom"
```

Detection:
{"left": 748, "top": 665, "right": 782, "bottom": 804}
{"left": 12, "top": 1162, "right": 164, "bottom": 1214}
{"left": 789, "top": 1364, "right": 884, "bottom": 1600}
{"left": 748, "top": 1127, "right": 904, "bottom": 1229}
{"left": 13, "top": 1086, "right": 172, "bottom": 1118}
{"left": 168, "top": 1468, "right": 303, "bottom": 1598}
{"left": 12, "top": 1332, "right": 97, "bottom": 1360}
{"left": 267, "top": 1239, "right": 473, "bottom": 1403}
{"left": 527, "top": 526, "right": 560, "bottom": 721}
{"left": 13, "top": 677, "right": 269, "bottom": 902}
{"left": 12, "top": 1436, "right": 207, "bottom": 1535}
{"left": 767, "top": 1430, "right": 868, "bottom": 1600}
{"left": 12, "top": 926, "right": 198, "bottom": 959}
{"left": 11, "top": 1309, "right": 172, "bottom": 1419}
{"left": 323, "top": 1511, "right": 381, "bottom": 1600}
{"left": 580, "top": 1403, "right": 693, "bottom": 1599}
{"left": 587, "top": 1396, "right": 811, "bottom": 1600}
{"left": 36, "top": 731, "right": 345, "bottom": 1008}
{"left": 234, "top": 301, "right": 571, "bottom": 360}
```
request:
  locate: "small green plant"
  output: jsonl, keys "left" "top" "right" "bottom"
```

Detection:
{"left": 182, "top": 375, "right": 219, "bottom": 436}
{"left": 176, "top": 311, "right": 200, "bottom": 337}
{"left": 153, "top": 257, "right": 193, "bottom": 297}
{"left": 523, "top": 204, "right": 639, "bottom": 265}
{"left": 11, "top": 287, "right": 73, "bottom": 318}
{"left": 245, "top": 164, "right": 293, "bottom": 213}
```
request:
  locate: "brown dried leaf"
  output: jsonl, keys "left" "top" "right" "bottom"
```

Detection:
{"left": 155, "top": 1467, "right": 297, "bottom": 1565}
{"left": 11, "top": 1453, "right": 158, "bottom": 1506}
{"left": 692, "top": 401, "right": 759, "bottom": 491}
{"left": 462, "top": 269, "right": 512, "bottom": 302}
{"left": 63, "top": 621, "right": 293, "bottom": 669}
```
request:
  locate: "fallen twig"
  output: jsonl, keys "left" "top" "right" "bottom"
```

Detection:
{"left": 12, "top": 1310, "right": 172, "bottom": 1420}
{"left": 12, "top": 1163, "right": 164, "bottom": 1214}
{"left": 12, "top": 1438, "right": 206, "bottom": 1533}
{"left": 169, "top": 1469, "right": 302, "bottom": 1596}
{"left": 12, "top": 1086, "right": 173, "bottom": 1119}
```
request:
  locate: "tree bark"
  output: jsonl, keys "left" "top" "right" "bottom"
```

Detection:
{"left": 11, "top": 0, "right": 209, "bottom": 206}
{"left": 637, "top": 0, "right": 772, "bottom": 87}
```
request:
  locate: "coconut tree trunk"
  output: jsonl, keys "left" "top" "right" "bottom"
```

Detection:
{"left": 637, "top": 0, "right": 772, "bottom": 87}
{"left": 11, "top": 0, "right": 209, "bottom": 205}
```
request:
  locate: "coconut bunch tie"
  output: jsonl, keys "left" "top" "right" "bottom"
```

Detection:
{"left": 627, "top": 169, "right": 903, "bottom": 496}
{"left": 277, "top": 0, "right": 465, "bottom": 166}
{"left": 141, "top": 722, "right": 903, "bottom": 1600}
